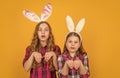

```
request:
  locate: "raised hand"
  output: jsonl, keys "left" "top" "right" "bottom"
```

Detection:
{"left": 44, "top": 51, "right": 55, "bottom": 62}
{"left": 33, "top": 52, "right": 42, "bottom": 63}
{"left": 74, "top": 59, "right": 82, "bottom": 70}
{"left": 66, "top": 60, "right": 74, "bottom": 69}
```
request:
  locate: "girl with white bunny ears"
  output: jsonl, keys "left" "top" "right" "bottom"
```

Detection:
{"left": 66, "top": 15, "right": 85, "bottom": 41}
{"left": 22, "top": 3, "right": 61, "bottom": 78}
{"left": 58, "top": 16, "right": 90, "bottom": 78}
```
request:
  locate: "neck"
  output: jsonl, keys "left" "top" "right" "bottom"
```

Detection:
{"left": 40, "top": 41, "right": 47, "bottom": 47}
{"left": 69, "top": 52, "right": 76, "bottom": 57}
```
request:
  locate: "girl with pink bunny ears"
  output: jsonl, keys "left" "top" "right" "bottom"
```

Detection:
{"left": 22, "top": 3, "right": 61, "bottom": 78}
{"left": 58, "top": 16, "right": 90, "bottom": 78}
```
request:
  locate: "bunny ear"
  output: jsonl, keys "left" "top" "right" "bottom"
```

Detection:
{"left": 76, "top": 18, "right": 85, "bottom": 33}
{"left": 22, "top": 10, "right": 41, "bottom": 22}
{"left": 66, "top": 16, "right": 74, "bottom": 32}
{"left": 41, "top": 3, "right": 52, "bottom": 21}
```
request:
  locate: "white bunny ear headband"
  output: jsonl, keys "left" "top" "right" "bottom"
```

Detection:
{"left": 22, "top": 3, "right": 52, "bottom": 22}
{"left": 66, "top": 15, "right": 85, "bottom": 41}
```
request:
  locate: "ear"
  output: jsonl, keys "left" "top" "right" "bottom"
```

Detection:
{"left": 41, "top": 3, "right": 52, "bottom": 21}
{"left": 66, "top": 16, "right": 74, "bottom": 32}
{"left": 76, "top": 18, "right": 85, "bottom": 33}
{"left": 22, "top": 10, "right": 41, "bottom": 22}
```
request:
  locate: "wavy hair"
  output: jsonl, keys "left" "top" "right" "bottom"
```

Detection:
{"left": 30, "top": 21, "right": 55, "bottom": 71}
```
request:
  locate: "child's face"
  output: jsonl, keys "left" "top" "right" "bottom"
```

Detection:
{"left": 66, "top": 35, "right": 80, "bottom": 53}
{"left": 38, "top": 23, "right": 50, "bottom": 42}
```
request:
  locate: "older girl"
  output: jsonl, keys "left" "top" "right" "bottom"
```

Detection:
{"left": 23, "top": 21, "right": 61, "bottom": 78}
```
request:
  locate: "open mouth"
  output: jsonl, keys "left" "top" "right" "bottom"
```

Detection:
{"left": 41, "top": 35, "right": 45, "bottom": 38}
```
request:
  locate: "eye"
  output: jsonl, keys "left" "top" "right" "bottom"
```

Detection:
{"left": 68, "top": 40, "right": 72, "bottom": 43}
{"left": 74, "top": 41, "right": 78, "bottom": 43}
{"left": 45, "top": 28, "right": 49, "bottom": 31}
{"left": 38, "top": 29, "right": 42, "bottom": 31}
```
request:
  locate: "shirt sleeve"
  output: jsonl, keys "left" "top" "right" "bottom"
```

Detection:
{"left": 23, "top": 46, "right": 31, "bottom": 66}
{"left": 54, "top": 45, "right": 61, "bottom": 57}
{"left": 81, "top": 54, "right": 90, "bottom": 78}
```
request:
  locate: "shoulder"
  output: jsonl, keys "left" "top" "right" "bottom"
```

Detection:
{"left": 54, "top": 45, "right": 60, "bottom": 48}
{"left": 58, "top": 54, "right": 65, "bottom": 61}
{"left": 83, "top": 53, "right": 88, "bottom": 59}
{"left": 54, "top": 45, "right": 61, "bottom": 51}
{"left": 81, "top": 51, "right": 88, "bottom": 56}
{"left": 80, "top": 52, "right": 88, "bottom": 59}
{"left": 25, "top": 45, "right": 31, "bottom": 52}
{"left": 23, "top": 45, "right": 31, "bottom": 57}
{"left": 58, "top": 53, "right": 68, "bottom": 61}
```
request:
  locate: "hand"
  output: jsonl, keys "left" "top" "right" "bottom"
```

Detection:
{"left": 66, "top": 60, "right": 74, "bottom": 69}
{"left": 44, "top": 51, "right": 55, "bottom": 62}
{"left": 32, "top": 52, "right": 42, "bottom": 63}
{"left": 74, "top": 60, "right": 82, "bottom": 69}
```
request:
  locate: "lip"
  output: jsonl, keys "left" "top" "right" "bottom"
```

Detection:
{"left": 70, "top": 47, "right": 75, "bottom": 49}
{"left": 41, "top": 35, "right": 45, "bottom": 37}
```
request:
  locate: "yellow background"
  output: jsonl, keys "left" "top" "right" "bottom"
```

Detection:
{"left": 0, "top": 0, "right": 120, "bottom": 78}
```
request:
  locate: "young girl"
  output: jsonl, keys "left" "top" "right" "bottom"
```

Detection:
{"left": 22, "top": 3, "right": 61, "bottom": 78}
{"left": 58, "top": 16, "right": 90, "bottom": 78}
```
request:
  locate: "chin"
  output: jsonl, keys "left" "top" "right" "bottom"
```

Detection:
{"left": 40, "top": 39, "right": 47, "bottom": 42}
{"left": 69, "top": 50, "right": 76, "bottom": 53}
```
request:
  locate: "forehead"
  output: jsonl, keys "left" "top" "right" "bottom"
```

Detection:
{"left": 39, "top": 23, "right": 49, "bottom": 28}
{"left": 67, "top": 35, "right": 79, "bottom": 41}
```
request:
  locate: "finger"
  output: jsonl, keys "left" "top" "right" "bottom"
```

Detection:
{"left": 69, "top": 65, "right": 74, "bottom": 69}
{"left": 45, "top": 56, "right": 49, "bottom": 62}
{"left": 75, "top": 64, "right": 80, "bottom": 69}
{"left": 35, "top": 57, "right": 41, "bottom": 63}
{"left": 36, "top": 55, "right": 43, "bottom": 63}
{"left": 75, "top": 66, "right": 79, "bottom": 69}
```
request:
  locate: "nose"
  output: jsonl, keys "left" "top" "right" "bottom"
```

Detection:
{"left": 71, "top": 42, "right": 75, "bottom": 46}
{"left": 41, "top": 30, "right": 45, "bottom": 34}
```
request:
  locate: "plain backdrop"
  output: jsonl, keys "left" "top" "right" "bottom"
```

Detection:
{"left": 0, "top": 0, "right": 120, "bottom": 78}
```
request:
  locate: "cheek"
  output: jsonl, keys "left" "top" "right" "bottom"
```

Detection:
{"left": 76, "top": 44, "right": 80, "bottom": 49}
{"left": 66, "top": 43, "right": 70, "bottom": 49}
{"left": 46, "top": 32, "right": 50, "bottom": 37}
{"left": 38, "top": 32, "right": 41, "bottom": 37}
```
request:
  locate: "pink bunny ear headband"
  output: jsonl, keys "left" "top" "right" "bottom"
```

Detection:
{"left": 22, "top": 3, "right": 52, "bottom": 22}
{"left": 66, "top": 15, "right": 85, "bottom": 41}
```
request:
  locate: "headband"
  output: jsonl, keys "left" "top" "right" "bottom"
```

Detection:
{"left": 66, "top": 15, "right": 85, "bottom": 41}
{"left": 22, "top": 3, "right": 52, "bottom": 22}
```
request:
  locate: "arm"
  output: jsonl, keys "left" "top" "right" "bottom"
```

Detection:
{"left": 23, "top": 46, "right": 34, "bottom": 72}
{"left": 79, "top": 54, "right": 90, "bottom": 78}
{"left": 58, "top": 55, "right": 69, "bottom": 77}
{"left": 61, "top": 61, "right": 69, "bottom": 75}
{"left": 52, "top": 52, "right": 58, "bottom": 70}
{"left": 23, "top": 46, "right": 43, "bottom": 72}
{"left": 23, "top": 53, "right": 34, "bottom": 72}
{"left": 53, "top": 46, "right": 61, "bottom": 70}
{"left": 81, "top": 55, "right": 89, "bottom": 74}
{"left": 79, "top": 60, "right": 87, "bottom": 75}
{"left": 74, "top": 54, "right": 90, "bottom": 77}
{"left": 24, "top": 52, "right": 43, "bottom": 71}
